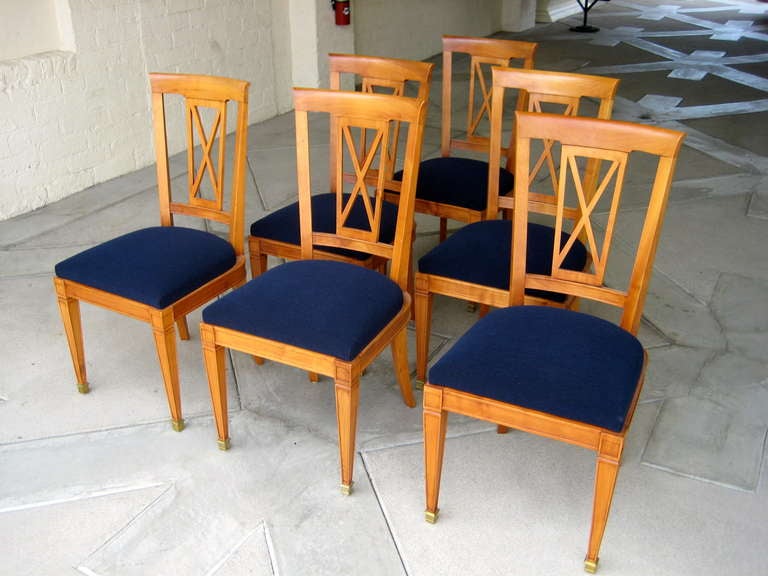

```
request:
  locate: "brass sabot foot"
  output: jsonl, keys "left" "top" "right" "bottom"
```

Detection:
{"left": 171, "top": 418, "right": 185, "bottom": 432}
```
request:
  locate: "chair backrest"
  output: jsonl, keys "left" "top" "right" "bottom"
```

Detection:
{"left": 508, "top": 112, "right": 685, "bottom": 334}
{"left": 488, "top": 67, "right": 620, "bottom": 218}
{"left": 293, "top": 88, "right": 427, "bottom": 290}
{"left": 328, "top": 53, "right": 434, "bottom": 190}
{"left": 441, "top": 35, "right": 537, "bottom": 158}
{"left": 329, "top": 53, "right": 433, "bottom": 100}
{"left": 149, "top": 73, "right": 250, "bottom": 256}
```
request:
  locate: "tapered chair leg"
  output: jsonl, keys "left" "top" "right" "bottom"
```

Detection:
{"left": 201, "top": 323, "right": 230, "bottom": 450}
{"left": 423, "top": 385, "right": 448, "bottom": 523}
{"left": 334, "top": 367, "right": 360, "bottom": 495}
{"left": 248, "top": 241, "right": 268, "bottom": 280}
{"left": 439, "top": 217, "right": 448, "bottom": 243}
{"left": 176, "top": 316, "right": 190, "bottom": 340}
{"left": 408, "top": 231, "right": 416, "bottom": 320}
{"left": 150, "top": 308, "right": 184, "bottom": 431}
{"left": 391, "top": 328, "right": 415, "bottom": 407}
{"left": 414, "top": 277, "right": 433, "bottom": 387}
{"left": 54, "top": 278, "right": 89, "bottom": 393}
{"left": 585, "top": 435, "right": 623, "bottom": 573}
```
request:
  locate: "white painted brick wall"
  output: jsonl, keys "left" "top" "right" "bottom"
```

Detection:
{"left": 0, "top": 0, "right": 278, "bottom": 220}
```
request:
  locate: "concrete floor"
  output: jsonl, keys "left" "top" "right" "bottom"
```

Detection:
{"left": 2, "top": 0, "right": 767, "bottom": 574}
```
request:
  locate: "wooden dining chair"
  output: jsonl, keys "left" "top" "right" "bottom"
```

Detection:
{"left": 423, "top": 111, "right": 685, "bottom": 572}
{"left": 54, "top": 73, "right": 250, "bottom": 431}
{"left": 248, "top": 53, "right": 434, "bottom": 279}
{"left": 200, "top": 88, "right": 427, "bottom": 495}
{"left": 386, "top": 35, "right": 537, "bottom": 242}
{"left": 415, "top": 67, "right": 620, "bottom": 384}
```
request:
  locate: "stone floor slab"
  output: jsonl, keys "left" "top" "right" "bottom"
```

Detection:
{"left": 643, "top": 394, "right": 766, "bottom": 490}
{"left": 642, "top": 345, "right": 715, "bottom": 403}
{"left": 211, "top": 523, "right": 275, "bottom": 576}
{"left": 0, "top": 484, "right": 169, "bottom": 576}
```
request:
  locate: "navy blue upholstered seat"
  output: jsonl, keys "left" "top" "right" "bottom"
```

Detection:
{"left": 55, "top": 227, "right": 236, "bottom": 309}
{"left": 202, "top": 260, "right": 404, "bottom": 361}
{"left": 428, "top": 306, "right": 644, "bottom": 432}
{"left": 250, "top": 193, "right": 398, "bottom": 261}
{"left": 418, "top": 220, "right": 588, "bottom": 303}
{"left": 394, "top": 157, "right": 515, "bottom": 212}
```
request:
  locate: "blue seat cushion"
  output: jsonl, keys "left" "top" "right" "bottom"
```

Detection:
{"left": 202, "top": 260, "right": 404, "bottom": 361}
{"left": 393, "top": 157, "right": 514, "bottom": 212}
{"left": 55, "top": 226, "right": 237, "bottom": 309}
{"left": 428, "top": 306, "right": 644, "bottom": 432}
{"left": 418, "top": 220, "right": 588, "bottom": 303}
{"left": 250, "top": 193, "right": 398, "bottom": 261}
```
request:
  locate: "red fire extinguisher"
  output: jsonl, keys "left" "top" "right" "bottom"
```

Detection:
{"left": 332, "top": 0, "right": 351, "bottom": 26}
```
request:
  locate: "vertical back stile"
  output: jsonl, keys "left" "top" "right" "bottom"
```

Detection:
{"left": 185, "top": 100, "right": 195, "bottom": 211}
{"left": 229, "top": 90, "right": 249, "bottom": 255}
{"left": 441, "top": 49, "right": 453, "bottom": 156}
{"left": 217, "top": 102, "right": 227, "bottom": 210}
{"left": 487, "top": 81, "right": 506, "bottom": 216}
{"left": 392, "top": 98, "right": 426, "bottom": 289}
{"left": 152, "top": 91, "right": 173, "bottom": 227}
{"left": 295, "top": 108, "right": 313, "bottom": 261}
{"left": 621, "top": 153, "right": 681, "bottom": 333}
{"left": 510, "top": 128, "right": 530, "bottom": 307}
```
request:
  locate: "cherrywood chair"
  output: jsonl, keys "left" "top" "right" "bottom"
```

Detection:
{"left": 423, "top": 111, "right": 684, "bottom": 573}
{"left": 386, "top": 35, "right": 537, "bottom": 242}
{"left": 248, "top": 53, "right": 434, "bottom": 279}
{"left": 54, "top": 73, "right": 250, "bottom": 431}
{"left": 200, "top": 88, "right": 427, "bottom": 495}
{"left": 415, "top": 67, "right": 620, "bottom": 383}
